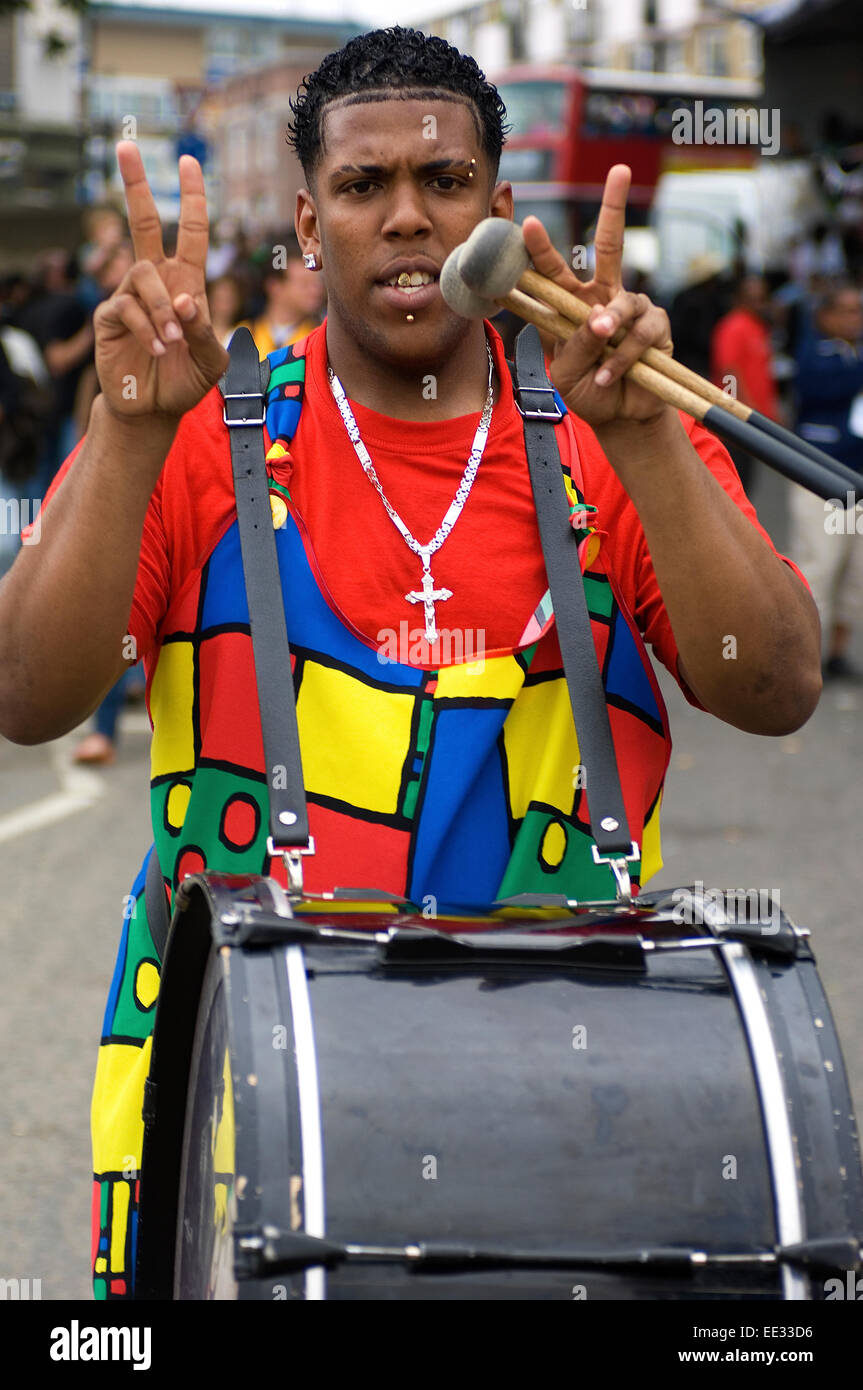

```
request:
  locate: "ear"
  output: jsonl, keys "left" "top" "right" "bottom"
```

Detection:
{"left": 296, "top": 189, "right": 320, "bottom": 263}
{"left": 489, "top": 179, "right": 514, "bottom": 223}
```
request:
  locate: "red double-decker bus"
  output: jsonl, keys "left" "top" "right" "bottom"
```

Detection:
{"left": 493, "top": 66, "right": 763, "bottom": 257}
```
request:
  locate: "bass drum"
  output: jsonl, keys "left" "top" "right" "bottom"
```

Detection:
{"left": 134, "top": 874, "right": 863, "bottom": 1301}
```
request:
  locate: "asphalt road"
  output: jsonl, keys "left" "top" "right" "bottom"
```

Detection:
{"left": 0, "top": 464, "right": 861, "bottom": 1301}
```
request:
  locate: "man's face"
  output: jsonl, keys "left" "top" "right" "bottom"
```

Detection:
{"left": 287, "top": 259, "right": 326, "bottom": 319}
{"left": 741, "top": 275, "right": 769, "bottom": 317}
{"left": 820, "top": 289, "right": 863, "bottom": 345}
{"left": 265, "top": 261, "right": 323, "bottom": 322}
{"left": 296, "top": 97, "right": 512, "bottom": 369}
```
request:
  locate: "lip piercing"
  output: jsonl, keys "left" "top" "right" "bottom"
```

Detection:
{"left": 406, "top": 314, "right": 415, "bottom": 322}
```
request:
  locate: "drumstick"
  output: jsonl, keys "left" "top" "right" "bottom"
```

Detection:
{"left": 516, "top": 266, "right": 856, "bottom": 483}
{"left": 441, "top": 226, "right": 863, "bottom": 504}
{"left": 459, "top": 219, "right": 854, "bottom": 479}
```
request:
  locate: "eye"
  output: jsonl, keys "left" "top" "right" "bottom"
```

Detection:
{"left": 430, "top": 175, "right": 461, "bottom": 190}
{"left": 344, "top": 180, "right": 378, "bottom": 195}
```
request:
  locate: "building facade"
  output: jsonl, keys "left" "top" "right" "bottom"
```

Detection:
{"left": 418, "top": 0, "right": 764, "bottom": 82}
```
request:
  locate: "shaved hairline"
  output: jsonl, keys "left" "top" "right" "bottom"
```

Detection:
{"left": 308, "top": 88, "right": 493, "bottom": 187}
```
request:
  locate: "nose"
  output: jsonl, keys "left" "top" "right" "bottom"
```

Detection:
{"left": 380, "top": 174, "right": 434, "bottom": 240}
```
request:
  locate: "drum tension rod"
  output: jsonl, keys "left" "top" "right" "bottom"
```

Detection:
{"left": 233, "top": 1228, "right": 862, "bottom": 1279}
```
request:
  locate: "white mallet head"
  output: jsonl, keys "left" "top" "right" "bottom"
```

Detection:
{"left": 440, "top": 243, "right": 499, "bottom": 320}
{"left": 458, "top": 218, "right": 531, "bottom": 300}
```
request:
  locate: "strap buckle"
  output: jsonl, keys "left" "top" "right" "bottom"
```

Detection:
{"left": 592, "top": 841, "right": 640, "bottom": 903}
{"left": 267, "top": 835, "right": 316, "bottom": 896}
{"left": 514, "top": 384, "right": 564, "bottom": 421}
{"left": 222, "top": 391, "right": 266, "bottom": 427}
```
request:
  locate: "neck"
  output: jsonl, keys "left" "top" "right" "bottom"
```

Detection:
{"left": 325, "top": 317, "right": 494, "bottom": 422}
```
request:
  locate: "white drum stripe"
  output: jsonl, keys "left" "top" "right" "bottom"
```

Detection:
{"left": 719, "top": 942, "right": 809, "bottom": 1301}
{"left": 285, "top": 945, "right": 326, "bottom": 1301}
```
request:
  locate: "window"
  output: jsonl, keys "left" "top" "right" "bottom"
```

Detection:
{"left": 700, "top": 29, "right": 729, "bottom": 77}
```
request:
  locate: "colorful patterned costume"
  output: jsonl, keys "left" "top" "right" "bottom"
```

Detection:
{"left": 89, "top": 333, "right": 676, "bottom": 1299}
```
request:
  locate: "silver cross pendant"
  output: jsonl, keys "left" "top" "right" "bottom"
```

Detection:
{"left": 405, "top": 564, "right": 453, "bottom": 644}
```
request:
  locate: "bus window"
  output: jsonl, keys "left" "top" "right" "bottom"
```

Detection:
{"left": 497, "top": 81, "right": 568, "bottom": 137}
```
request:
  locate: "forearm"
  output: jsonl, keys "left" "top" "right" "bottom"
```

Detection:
{"left": 0, "top": 395, "right": 177, "bottom": 743}
{"left": 45, "top": 323, "right": 95, "bottom": 376}
{"left": 595, "top": 408, "right": 822, "bottom": 735}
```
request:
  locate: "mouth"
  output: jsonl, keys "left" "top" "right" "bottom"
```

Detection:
{"left": 375, "top": 263, "right": 441, "bottom": 313}
{"left": 382, "top": 270, "right": 437, "bottom": 294}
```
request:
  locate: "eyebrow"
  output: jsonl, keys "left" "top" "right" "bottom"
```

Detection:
{"left": 329, "top": 157, "right": 475, "bottom": 181}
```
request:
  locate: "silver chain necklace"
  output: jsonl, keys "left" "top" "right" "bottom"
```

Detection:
{"left": 327, "top": 340, "right": 494, "bottom": 643}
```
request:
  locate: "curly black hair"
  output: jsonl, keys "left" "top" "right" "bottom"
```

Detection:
{"left": 287, "top": 27, "right": 509, "bottom": 184}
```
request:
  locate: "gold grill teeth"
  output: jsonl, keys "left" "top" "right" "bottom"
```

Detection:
{"left": 397, "top": 272, "right": 411, "bottom": 287}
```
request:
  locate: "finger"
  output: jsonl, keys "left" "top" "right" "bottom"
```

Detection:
{"left": 585, "top": 290, "right": 642, "bottom": 343}
{"left": 95, "top": 292, "right": 167, "bottom": 359}
{"left": 117, "top": 141, "right": 165, "bottom": 265}
{"left": 592, "top": 164, "right": 631, "bottom": 294}
{"left": 175, "top": 155, "right": 210, "bottom": 274}
{"left": 174, "top": 294, "right": 230, "bottom": 381}
{"left": 590, "top": 297, "right": 672, "bottom": 388}
{"left": 127, "top": 261, "right": 184, "bottom": 344}
{"left": 521, "top": 215, "right": 594, "bottom": 298}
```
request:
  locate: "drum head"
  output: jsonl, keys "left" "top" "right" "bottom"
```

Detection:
{"left": 174, "top": 945, "right": 238, "bottom": 1299}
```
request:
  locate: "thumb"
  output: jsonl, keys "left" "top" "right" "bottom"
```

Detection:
{"left": 174, "top": 293, "right": 230, "bottom": 382}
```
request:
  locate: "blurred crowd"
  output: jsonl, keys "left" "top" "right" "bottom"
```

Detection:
{"left": 663, "top": 227, "right": 863, "bottom": 681}
{"left": 0, "top": 206, "right": 327, "bottom": 761}
{"left": 1, "top": 202, "right": 862, "bottom": 762}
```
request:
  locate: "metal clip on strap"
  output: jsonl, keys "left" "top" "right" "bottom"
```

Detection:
{"left": 591, "top": 843, "right": 640, "bottom": 903}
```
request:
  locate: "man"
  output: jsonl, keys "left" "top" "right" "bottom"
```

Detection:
{"left": 0, "top": 28, "right": 819, "bottom": 1300}
{"left": 788, "top": 282, "right": 863, "bottom": 679}
{"left": 11, "top": 250, "right": 95, "bottom": 498}
{"left": 236, "top": 237, "right": 325, "bottom": 355}
{"left": 710, "top": 273, "right": 781, "bottom": 496}
{"left": 668, "top": 252, "right": 731, "bottom": 384}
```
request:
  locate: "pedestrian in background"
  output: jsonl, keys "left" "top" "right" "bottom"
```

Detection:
{"left": 10, "top": 250, "right": 95, "bottom": 500}
{"left": 788, "top": 282, "right": 863, "bottom": 680}
{"left": 235, "top": 236, "right": 325, "bottom": 356}
{"left": 710, "top": 273, "right": 781, "bottom": 497}
{"left": 668, "top": 252, "right": 732, "bottom": 383}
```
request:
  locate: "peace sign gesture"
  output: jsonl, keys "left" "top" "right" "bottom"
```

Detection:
{"left": 521, "top": 164, "right": 674, "bottom": 428}
{"left": 94, "top": 141, "right": 229, "bottom": 422}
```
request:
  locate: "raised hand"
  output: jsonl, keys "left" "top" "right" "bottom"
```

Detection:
{"left": 521, "top": 164, "right": 673, "bottom": 428}
{"left": 93, "top": 141, "right": 229, "bottom": 422}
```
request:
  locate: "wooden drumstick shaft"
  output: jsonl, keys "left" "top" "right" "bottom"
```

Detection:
{"left": 511, "top": 266, "right": 863, "bottom": 490}
{"left": 500, "top": 286, "right": 711, "bottom": 420}
{"left": 516, "top": 267, "right": 749, "bottom": 420}
{"left": 498, "top": 283, "right": 862, "bottom": 502}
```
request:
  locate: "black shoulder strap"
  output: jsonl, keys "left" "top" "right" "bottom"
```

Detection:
{"left": 216, "top": 324, "right": 633, "bottom": 900}
{"left": 219, "top": 327, "right": 311, "bottom": 881}
{"left": 513, "top": 325, "right": 637, "bottom": 892}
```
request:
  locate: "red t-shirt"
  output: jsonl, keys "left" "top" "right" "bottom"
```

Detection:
{"left": 711, "top": 308, "right": 779, "bottom": 420}
{"left": 36, "top": 321, "right": 802, "bottom": 704}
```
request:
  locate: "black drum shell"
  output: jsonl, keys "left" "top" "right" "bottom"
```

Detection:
{"left": 134, "top": 876, "right": 863, "bottom": 1301}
